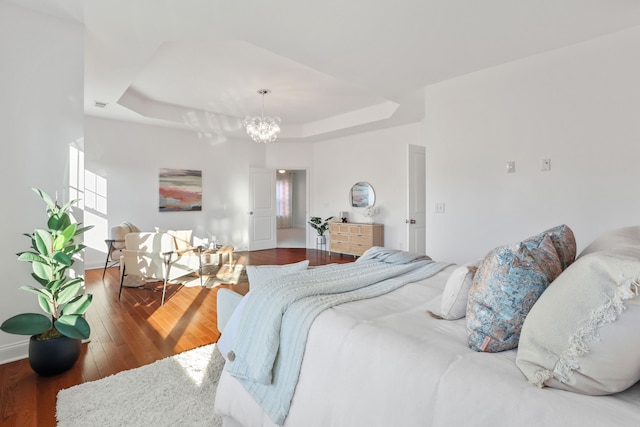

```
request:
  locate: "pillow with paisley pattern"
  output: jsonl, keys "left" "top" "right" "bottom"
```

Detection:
{"left": 467, "top": 232, "right": 562, "bottom": 352}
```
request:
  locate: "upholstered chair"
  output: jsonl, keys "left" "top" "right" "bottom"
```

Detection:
{"left": 103, "top": 222, "right": 140, "bottom": 278}
{"left": 119, "top": 231, "right": 202, "bottom": 305}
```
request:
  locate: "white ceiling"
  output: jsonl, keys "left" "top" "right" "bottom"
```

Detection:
{"left": 12, "top": 0, "right": 640, "bottom": 142}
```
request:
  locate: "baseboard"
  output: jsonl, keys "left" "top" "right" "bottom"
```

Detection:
{"left": 85, "top": 262, "right": 104, "bottom": 271}
{"left": 0, "top": 340, "right": 28, "bottom": 365}
{"left": 0, "top": 338, "right": 91, "bottom": 366}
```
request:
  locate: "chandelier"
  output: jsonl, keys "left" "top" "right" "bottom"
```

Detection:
{"left": 244, "top": 89, "right": 281, "bottom": 143}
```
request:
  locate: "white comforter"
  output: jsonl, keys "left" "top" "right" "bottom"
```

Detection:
{"left": 214, "top": 265, "right": 640, "bottom": 427}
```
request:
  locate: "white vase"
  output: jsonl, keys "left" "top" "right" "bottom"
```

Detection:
{"left": 365, "top": 216, "right": 374, "bottom": 224}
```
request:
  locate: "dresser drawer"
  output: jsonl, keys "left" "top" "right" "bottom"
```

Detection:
{"left": 355, "top": 226, "right": 373, "bottom": 236}
{"left": 331, "top": 242, "right": 350, "bottom": 253}
{"left": 332, "top": 233, "right": 350, "bottom": 243}
{"left": 351, "top": 235, "right": 373, "bottom": 246}
{"left": 329, "top": 222, "right": 384, "bottom": 257}
{"left": 337, "top": 224, "right": 351, "bottom": 233}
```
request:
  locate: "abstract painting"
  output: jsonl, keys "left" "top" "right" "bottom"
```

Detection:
{"left": 159, "top": 168, "right": 202, "bottom": 212}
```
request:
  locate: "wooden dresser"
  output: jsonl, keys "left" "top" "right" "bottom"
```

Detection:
{"left": 329, "top": 223, "right": 384, "bottom": 257}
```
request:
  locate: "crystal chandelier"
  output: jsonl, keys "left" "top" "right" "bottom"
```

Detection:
{"left": 244, "top": 89, "right": 281, "bottom": 143}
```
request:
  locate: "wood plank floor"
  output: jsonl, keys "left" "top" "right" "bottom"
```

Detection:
{"left": 0, "top": 248, "right": 355, "bottom": 427}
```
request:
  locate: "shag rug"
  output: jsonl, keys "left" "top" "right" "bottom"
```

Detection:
{"left": 56, "top": 344, "right": 225, "bottom": 427}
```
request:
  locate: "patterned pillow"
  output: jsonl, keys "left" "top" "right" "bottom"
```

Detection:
{"left": 466, "top": 233, "right": 562, "bottom": 352}
{"left": 540, "top": 224, "right": 576, "bottom": 270}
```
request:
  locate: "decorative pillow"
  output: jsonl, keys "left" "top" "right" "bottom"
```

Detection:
{"left": 246, "top": 260, "right": 310, "bottom": 290}
{"left": 540, "top": 224, "right": 576, "bottom": 270}
{"left": 430, "top": 261, "right": 480, "bottom": 320}
{"left": 217, "top": 293, "right": 249, "bottom": 361}
{"left": 218, "top": 260, "right": 310, "bottom": 361}
{"left": 516, "top": 252, "right": 640, "bottom": 395}
{"left": 577, "top": 225, "right": 640, "bottom": 259}
{"left": 467, "top": 233, "right": 562, "bottom": 352}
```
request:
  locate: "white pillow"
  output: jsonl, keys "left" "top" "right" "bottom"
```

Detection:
{"left": 217, "top": 293, "right": 249, "bottom": 361}
{"left": 245, "top": 260, "right": 310, "bottom": 290}
{"left": 516, "top": 251, "right": 640, "bottom": 395}
{"left": 577, "top": 225, "right": 640, "bottom": 259}
{"left": 432, "top": 261, "right": 480, "bottom": 320}
{"left": 218, "top": 260, "right": 310, "bottom": 361}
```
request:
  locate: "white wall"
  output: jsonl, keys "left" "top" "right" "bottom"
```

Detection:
{"left": 424, "top": 25, "right": 640, "bottom": 263}
{"left": 0, "top": 2, "right": 84, "bottom": 362}
{"left": 84, "top": 117, "right": 267, "bottom": 268}
{"left": 309, "top": 123, "right": 424, "bottom": 251}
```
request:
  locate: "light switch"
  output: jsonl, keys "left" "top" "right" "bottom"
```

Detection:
{"left": 506, "top": 161, "right": 516, "bottom": 173}
{"left": 435, "top": 202, "right": 445, "bottom": 213}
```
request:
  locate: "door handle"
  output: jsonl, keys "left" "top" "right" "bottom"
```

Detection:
{"left": 405, "top": 219, "right": 416, "bottom": 224}
{"left": 248, "top": 211, "right": 253, "bottom": 215}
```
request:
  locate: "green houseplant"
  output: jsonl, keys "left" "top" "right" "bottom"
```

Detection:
{"left": 308, "top": 216, "right": 334, "bottom": 242}
{"left": 0, "top": 188, "right": 93, "bottom": 375}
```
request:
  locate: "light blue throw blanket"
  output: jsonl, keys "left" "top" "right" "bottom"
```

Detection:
{"left": 226, "top": 247, "right": 452, "bottom": 425}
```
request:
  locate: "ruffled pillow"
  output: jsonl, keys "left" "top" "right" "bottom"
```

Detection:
{"left": 516, "top": 251, "right": 640, "bottom": 394}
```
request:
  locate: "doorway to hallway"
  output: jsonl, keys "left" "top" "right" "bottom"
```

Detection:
{"left": 276, "top": 169, "right": 307, "bottom": 248}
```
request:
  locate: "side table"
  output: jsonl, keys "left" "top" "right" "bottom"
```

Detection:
{"left": 200, "top": 245, "right": 235, "bottom": 276}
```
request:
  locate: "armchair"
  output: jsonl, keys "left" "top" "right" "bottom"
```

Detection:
{"left": 118, "top": 231, "right": 202, "bottom": 305}
{"left": 103, "top": 222, "right": 140, "bottom": 278}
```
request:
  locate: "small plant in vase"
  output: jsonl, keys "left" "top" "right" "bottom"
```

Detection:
{"left": 308, "top": 216, "right": 334, "bottom": 244}
{"left": 362, "top": 205, "right": 379, "bottom": 223}
{"left": 0, "top": 188, "right": 93, "bottom": 376}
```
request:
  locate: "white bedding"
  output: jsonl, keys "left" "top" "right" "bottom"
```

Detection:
{"left": 214, "top": 265, "right": 640, "bottom": 427}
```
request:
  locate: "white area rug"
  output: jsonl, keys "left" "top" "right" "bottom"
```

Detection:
{"left": 56, "top": 344, "right": 224, "bottom": 427}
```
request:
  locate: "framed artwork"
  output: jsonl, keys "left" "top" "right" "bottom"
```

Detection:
{"left": 159, "top": 168, "right": 202, "bottom": 212}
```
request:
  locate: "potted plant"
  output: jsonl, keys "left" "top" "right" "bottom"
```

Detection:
{"left": 308, "top": 216, "right": 334, "bottom": 245}
{"left": 362, "top": 205, "right": 379, "bottom": 223}
{"left": 0, "top": 188, "right": 93, "bottom": 376}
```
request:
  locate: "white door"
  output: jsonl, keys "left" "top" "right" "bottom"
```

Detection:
{"left": 407, "top": 144, "right": 426, "bottom": 254}
{"left": 249, "top": 168, "right": 277, "bottom": 251}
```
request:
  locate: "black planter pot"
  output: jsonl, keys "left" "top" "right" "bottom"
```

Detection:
{"left": 29, "top": 335, "right": 81, "bottom": 376}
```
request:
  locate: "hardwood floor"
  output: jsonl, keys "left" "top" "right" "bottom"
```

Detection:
{"left": 0, "top": 248, "right": 355, "bottom": 427}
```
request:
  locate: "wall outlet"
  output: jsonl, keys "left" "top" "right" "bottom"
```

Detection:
{"left": 541, "top": 158, "right": 551, "bottom": 171}
{"left": 435, "top": 202, "right": 445, "bottom": 213}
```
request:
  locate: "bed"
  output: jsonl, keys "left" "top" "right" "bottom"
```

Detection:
{"left": 213, "top": 226, "right": 640, "bottom": 426}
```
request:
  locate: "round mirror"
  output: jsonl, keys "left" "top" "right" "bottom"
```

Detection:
{"left": 350, "top": 182, "right": 375, "bottom": 209}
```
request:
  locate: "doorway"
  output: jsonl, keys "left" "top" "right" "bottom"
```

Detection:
{"left": 276, "top": 169, "right": 307, "bottom": 248}
{"left": 407, "top": 145, "right": 426, "bottom": 254}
